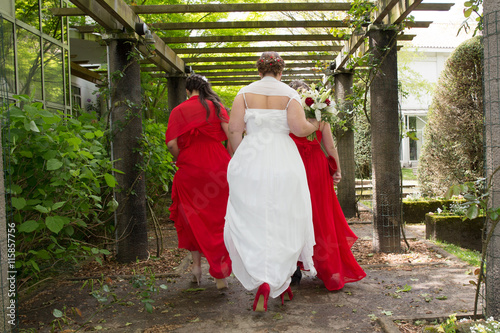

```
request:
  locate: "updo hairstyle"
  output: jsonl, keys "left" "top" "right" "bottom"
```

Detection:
{"left": 289, "top": 79, "right": 310, "bottom": 92}
{"left": 185, "top": 74, "right": 226, "bottom": 121}
{"left": 256, "top": 51, "right": 285, "bottom": 76}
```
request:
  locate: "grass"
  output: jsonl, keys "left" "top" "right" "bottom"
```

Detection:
{"left": 402, "top": 168, "right": 418, "bottom": 181}
{"left": 431, "top": 239, "right": 482, "bottom": 266}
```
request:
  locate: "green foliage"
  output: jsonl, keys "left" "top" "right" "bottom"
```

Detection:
{"left": 354, "top": 112, "right": 371, "bottom": 179}
{"left": 140, "top": 119, "right": 176, "bottom": 212}
{"left": 418, "top": 36, "right": 483, "bottom": 197}
{"left": 3, "top": 95, "right": 117, "bottom": 281}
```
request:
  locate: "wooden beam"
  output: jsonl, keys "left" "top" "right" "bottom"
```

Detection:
{"left": 197, "top": 69, "right": 322, "bottom": 77}
{"left": 76, "top": 0, "right": 185, "bottom": 74}
{"left": 151, "top": 20, "right": 349, "bottom": 30}
{"left": 172, "top": 45, "right": 342, "bottom": 55}
{"left": 191, "top": 62, "right": 320, "bottom": 71}
{"left": 69, "top": 0, "right": 123, "bottom": 31}
{"left": 163, "top": 34, "right": 348, "bottom": 44}
{"left": 51, "top": 2, "right": 453, "bottom": 16}
{"left": 208, "top": 75, "right": 322, "bottom": 82}
{"left": 182, "top": 55, "right": 336, "bottom": 63}
{"left": 71, "top": 61, "right": 103, "bottom": 84}
{"left": 335, "top": 0, "right": 433, "bottom": 70}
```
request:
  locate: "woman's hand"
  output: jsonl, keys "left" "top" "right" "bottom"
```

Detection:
{"left": 333, "top": 170, "right": 342, "bottom": 185}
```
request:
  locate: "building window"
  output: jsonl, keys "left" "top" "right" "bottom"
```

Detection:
{"left": 71, "top": 85, "right": 81, "bottom": 109}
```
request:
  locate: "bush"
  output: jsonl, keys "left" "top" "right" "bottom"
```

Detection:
{"left": 3, "top": 96, "right": 117, "bottom": 281}
{"left": 354, "top": 113, "right": 372, "bottom": 179}
{"left": 140, "top": 119, "right": 176, "bottom": 216}
{"left": 418, "top": 36, "right": 483, "bottom": 196}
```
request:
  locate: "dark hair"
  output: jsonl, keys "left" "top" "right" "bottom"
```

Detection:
{"left": 289, "top": 80, "right": 310, "bottom": 92}
{"left": 185, "top": 74, "right": 226, "bottom": 121}
{"left": 256, "top": 51, "right": 285, "bottom": 76}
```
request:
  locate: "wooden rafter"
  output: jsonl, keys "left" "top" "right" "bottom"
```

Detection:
{"left": 172, "top": 45, "right": 342, "bottom": 55}
{"left": 51, "top": 2, "right": 453, "bottom": 16}
{"left": 163, "top": 34, "right": 349, "bottom": 44}
{"left": 182, "top": 55, "right": 336, "bottom": 63}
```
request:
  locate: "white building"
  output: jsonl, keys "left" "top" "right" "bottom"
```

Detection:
{"left": 398, "top": 0, "right": 478, "bottom": 167}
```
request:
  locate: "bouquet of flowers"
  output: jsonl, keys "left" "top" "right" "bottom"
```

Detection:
{"left": 300, "top": 83, "right": 336, "bottom": 124}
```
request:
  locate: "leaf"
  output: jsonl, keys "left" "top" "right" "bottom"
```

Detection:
{"left": 159, "top": 284, "right": 168, "bottom": 290}
{"left": 29, "top": 120, "right": 40, "bottom": 132}
{"left": 466, "top": 206, "right": 478, "bottom": 220}
{"left": 144, "top": 302, "right": 153, "bottom": 314}
{"left": 47, "top": 159, "right": 63, "bottom": 171}
{"left": 396, "top": 284, "right": 412, "bottom": 293}
{"left": 34, "top": 205, "right": 50, "bottom": 214}
{"left": 182, "top": 288, "right": 206, "bottom": 292}
{"left": 273, "top": 313, "right": 283, "bottom": 320}
{"left": 52, "top": 201, "right": 66, "bottom": 210}
{"left": 53, "top": 309, "right": 64, "bottom": 318}
{"left": 84, "top": 132, "right": 95, "bottom": 139}
{"left": 11, "top": 197, "right": 26, "bottom": 210}
{"left": 104, "top": 173, "right": 117, "bottom": 188}
{"left": 45, "top": 216, "right": 69, "bottom": 234}
{"left": 436, "top": 295, "right": 448, "bottom": 300}
{"left": 381, "top": 310, "right": 393, "bottom": 316}
{"left": 18, "top": 220, "right": 39, "bottom": 233}
{"left": 94, "top": 130, "right": 104, "bottom": 138}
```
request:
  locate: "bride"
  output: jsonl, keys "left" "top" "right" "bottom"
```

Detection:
{"left": 224, "top": 51, "right": 318, "bottom": 312}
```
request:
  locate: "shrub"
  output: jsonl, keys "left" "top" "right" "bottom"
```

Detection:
{"left": 418, "top": 36, "right": 483, "bottom": 196}
{"left": 140, "top": 119, "right": 176, "bottom": 216}
{"left": 3, "top": 95, "right": 117, "bottom": 281}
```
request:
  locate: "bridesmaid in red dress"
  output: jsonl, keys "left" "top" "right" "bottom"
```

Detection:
{"left": 289, "top": 81, "right": 366, "bottom": 291}
{"left": 165, "top": 74, "right": 232, "bottom": 289}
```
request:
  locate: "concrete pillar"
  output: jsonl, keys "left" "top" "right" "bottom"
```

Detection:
{"left": 107, "top": 38, "right": 149, "bottom": 263}
{"left": 168, "top": 76, "right": 187, "bottom": 112}
{"left": 484, "top": 0, "right": 500, "bottom": 318}
{"left": 368, "top": 26, "right": 401, "bottom": 253}
{"left": 334, "top": 70, "right": 357, "bottom": 218}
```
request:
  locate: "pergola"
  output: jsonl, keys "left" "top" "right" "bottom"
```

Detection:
{"left": 51, "top": 0, "right": 454, "bottom": 261}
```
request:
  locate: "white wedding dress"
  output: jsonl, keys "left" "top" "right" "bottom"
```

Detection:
{"left": 224, "top": 76, "right": 316, "bottom": 298}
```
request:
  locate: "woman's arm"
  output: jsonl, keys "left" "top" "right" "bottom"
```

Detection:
{"left": 167, "top": 138, "right": 180, "bottom": 160}
{"left": 228, "top": 95, "right": 246, "bottom": 152}
{"left": 287, "top": 99, "right": 319, "bottom": 137}
{"left": 221, "top": 122, "right": 234, "bottom": 155}
{"left": 320, "top": 122, "right": 342, "bottom": 185}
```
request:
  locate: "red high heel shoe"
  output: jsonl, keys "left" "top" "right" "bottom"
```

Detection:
{"left": 253, "top": 283, "right": 270, "bottom": 312}
{"left": 280, "top": 286, "right": 293, "bottom": 305}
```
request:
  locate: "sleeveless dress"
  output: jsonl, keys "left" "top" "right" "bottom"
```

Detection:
{"left": 290, "top": 132, "right": 366, "bottom": 290}
{"left": 166, "top": 96, "right": 232, "bottom": 279}
{"left": 224, "top": 81, "right": 316, "bottom": 299}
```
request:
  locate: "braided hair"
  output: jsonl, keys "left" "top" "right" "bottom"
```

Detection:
{"left": 256, "top": 51, "right": 285, "bottom": 76}
{"left": 185, "top": 74, "right": 226, "bottom": 121}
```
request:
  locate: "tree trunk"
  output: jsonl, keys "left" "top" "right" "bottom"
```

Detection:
{"left": 334, "top": 71, "right": 357, "bottom": 218}
{"left": 368, "top": 26, "right": 401, "bottom": 253}
{"left": 483, "top": 0, "right": 500, "bottom": 318}
{"left": 168, "top": 76, "right": 187, "bottom": 112}
{"left": 108, "top": 39, "right": 149, "bottom": 263}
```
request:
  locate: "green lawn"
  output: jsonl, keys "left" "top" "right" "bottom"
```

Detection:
{"left": 402, "top": 168, "right": 418, "bottom": 181}
{"left": 431, "top": 240, "right": 481, "bottom": 266}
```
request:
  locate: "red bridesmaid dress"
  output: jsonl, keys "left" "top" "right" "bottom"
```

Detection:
{"left": 290, "top": 131, "right": 366, "bottom": 290}
{"left": 165, "top": 96, "right": 232, "bottom": 279}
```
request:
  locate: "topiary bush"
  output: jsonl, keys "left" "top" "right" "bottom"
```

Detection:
{"left": 418, "top": 36, "right": 484, "bottom": 197}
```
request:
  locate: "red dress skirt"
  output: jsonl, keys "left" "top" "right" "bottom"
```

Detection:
{"left": 290, "top": 131, "right": 366, "bottom": 290}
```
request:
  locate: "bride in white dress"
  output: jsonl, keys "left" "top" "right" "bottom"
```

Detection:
{"left": 224, "top": 51, "right": 318, "bottom": 312}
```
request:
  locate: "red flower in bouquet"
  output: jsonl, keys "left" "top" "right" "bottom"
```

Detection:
{"left": 325, "top": 98, "right": 331, "bottom": 106}
{"left": 305, "top": 97, "right": 314, "bottom": 107}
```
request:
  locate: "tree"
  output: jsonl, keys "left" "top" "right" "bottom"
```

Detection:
{"left": 418, "top": 36, "right": 484, "bottom": 197}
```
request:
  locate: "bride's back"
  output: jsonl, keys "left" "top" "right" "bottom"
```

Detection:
{"left": 243, "top": 93, "right": 291, "bottom": 110}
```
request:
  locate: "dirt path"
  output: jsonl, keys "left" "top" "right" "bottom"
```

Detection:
{"left": 18, "top": 224, "right": 479, "bottom": 333}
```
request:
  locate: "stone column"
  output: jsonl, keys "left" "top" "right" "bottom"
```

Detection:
{"left": 334, "top": 70, "right": 357, "bottom": 218}
{"left": 484, "top": 0, "right": 500, "bottom": 318}
{"left": 107, "top": 37, "right": 149, "bottom": 263}
{"left": 368, "top": 26, "right": 401, "bottom": 253}
{"left": 168, "top": 76, "right": 187, "bottom": 112}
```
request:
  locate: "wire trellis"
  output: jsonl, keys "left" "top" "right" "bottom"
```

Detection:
{"left": 483, "top": 8, "right": 500, "bottom": 319}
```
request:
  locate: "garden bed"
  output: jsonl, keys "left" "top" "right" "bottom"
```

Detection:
{"left": 425, "top": 213, "right": 484, "bottom": 251}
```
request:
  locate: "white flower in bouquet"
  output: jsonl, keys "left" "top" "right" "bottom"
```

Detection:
{"left": 300, "top": 84, "right": 336, "bottom": 124}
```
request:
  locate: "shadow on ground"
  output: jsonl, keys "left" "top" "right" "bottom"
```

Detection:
{"left": 19, "top": 224, "right": 478, "bottom": 333}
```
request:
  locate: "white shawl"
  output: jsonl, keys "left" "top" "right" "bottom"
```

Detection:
{"left": 237, "top": 76, "right": 301, "bottom": 104}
